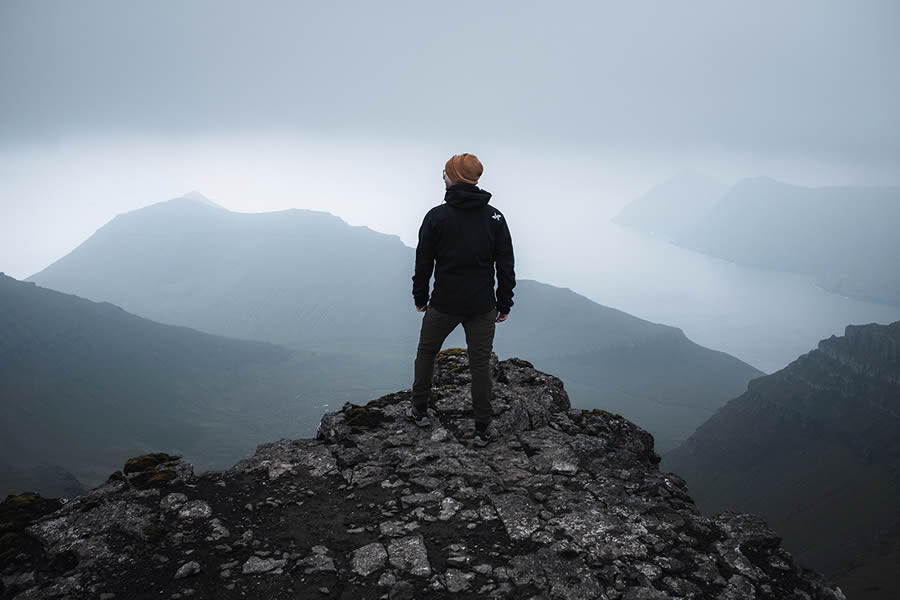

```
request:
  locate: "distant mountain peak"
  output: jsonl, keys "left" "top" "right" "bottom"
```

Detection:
{"left": 612, "top": 170, "right": 728, "bottom": 239}
{"left": 175, "top": 191, "right": 226, "bottom": 210}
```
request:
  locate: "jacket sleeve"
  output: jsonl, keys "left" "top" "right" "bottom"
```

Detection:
{"left": 412, "top": 212, "right": 436, "bottom": 307}
{"left": 495, "top": 214, "right": 516, "bottom": 313}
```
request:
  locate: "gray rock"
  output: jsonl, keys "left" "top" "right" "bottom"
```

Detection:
{"left": 442, "top": 568, "right": 474, "bottom": 593}
{"left": 491, "top": 493, "right": 542, "bottom": 541}
{"left": 297, "top": 552, "right": 337, "bottom": 574}
{"left": 3, "top": 355, "right": 846, "bottom": 600}
{"left": 234, "top": 439, "right": 338, "bottom": 480}
{"left": 2, "top": 570, "right": 35, "bottom": 589}
{"left": 438, "top": 497, "right": 463, "bottom": 521}
{"left": 26, "top": 499, "right": 154, "bottom": 562}
{"left": 389, "top": 580, "right": 415, "bottom": 600}
{"left": 174, "top": 561, "right": 200, "bottom": 580}
{"left": 400, "top": 490, "right": 443, "bottom": 508}
{"left": 160, "top": 493, "right": 188, "bottom": 513}
{"left": 177, "top": 500, "right": 212, "bottom": 520}
{"left": 206, "top": 518, "right": 230, "bottom": 541}
{"left": 350, "top": 542, "right": 387, "bottom": 577}
{"left": 387, "top": 535, "right": 432, "bottom": 577}
{"left": 241, "top": 556, "right": 287, "bottom": 574}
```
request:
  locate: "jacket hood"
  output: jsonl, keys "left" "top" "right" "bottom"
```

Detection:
{"left": 444, "top": 182, "right": 492, "bottom": 209}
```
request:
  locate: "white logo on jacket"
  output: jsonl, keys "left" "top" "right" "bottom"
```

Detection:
{"left": 492, "top": 213, "right": 502, "bottom": 221}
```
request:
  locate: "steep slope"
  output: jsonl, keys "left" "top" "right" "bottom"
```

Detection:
{"left": 497, "top": 280, "right": 761, "bottom": 451}
{"left": 0, "top": 274, "right": 402, "bottom": 495}
{"left": 613, "top": 171, "right": 728, "bottom": 239}
{"left": 676, "top": 177, "right": 900, "bottom": 304}
{"left": 0, "top": 353, "right": 845, "bottom": 600}
{"left": 28, "top": 194, "right": 762, "bottom": 452}
{"left": 664, "top": 321, "right": 900, "bottom": 577}
{"left": 835, "top": 521, "right": 900, "bottom": 600}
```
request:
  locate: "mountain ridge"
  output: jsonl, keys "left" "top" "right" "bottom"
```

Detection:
{"left": 664, "top": 320, "right": 900, "bottom": 578}
{"left": 612, "top": 171, "right": 728, "bottom": 239}
{"left": 675, "top": 177, "right": 900, "bottom": 305}
{"left": 26, "top": 196, "right": 762, "bottom": 453}
{"left": 0, "top": 273, "right": 407, "bottom": 496}
{"left": 0, "top": 352, "right": 845, "bottom": 600}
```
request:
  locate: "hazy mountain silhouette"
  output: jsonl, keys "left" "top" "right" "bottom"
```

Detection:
{"left": 31, "top": 193, "right": 412, "bottom": 351}
{"left": 676, "top": 177, "right": 900, "bottom": 305}
{"left": 664, "top": 320, "right": 900, "bottom": 578}
{"left": 612, "top": 171, "right": 728, "bottom": 239}
{"left": 29, "top": 193, "right": 762, "bottom": 452}
{"left": 0, "top": 273, "right": 405, "bottom": 495}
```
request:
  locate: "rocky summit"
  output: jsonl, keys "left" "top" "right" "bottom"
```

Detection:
{"left": 1, "top": 351, "right": 845, "bottom": 599}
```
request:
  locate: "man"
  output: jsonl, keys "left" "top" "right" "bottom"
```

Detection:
{"left": 409, "top": 152, "right": 516, "bottom": 447}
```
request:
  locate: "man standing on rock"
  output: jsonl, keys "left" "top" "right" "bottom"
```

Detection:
{"left": 409, "top": 153, "right": 516, "bottom": 447}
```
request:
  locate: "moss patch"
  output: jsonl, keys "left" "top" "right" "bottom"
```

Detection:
{"left": 0, "top": 492, "right": 61, "bottom": 527}
{"left": 0, "top": 492, "right": 62, "bottom": 568}
{"left": 506, "top": 357, "right": 535, "bottom": 369}
{"left": 582, "top": 408, "right": 624, "bottom": 420}
{"left": 344, "top": 405, "right": 385, "bottom": 428}
{"left": 368, "top": 390, "right": 411, "bottom": 409}
{"left": 130, "top": 468, "right": 177, "bottom": 490}
{"left": 123, "top": 452, "right": 180, "bottom": 474}
{"left": 437, "top": 348, "right": 468, "bottom": 359}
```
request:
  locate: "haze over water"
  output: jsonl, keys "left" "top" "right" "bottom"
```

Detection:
{"left": 525, "top": 221, "right": 900, "bottom": 374}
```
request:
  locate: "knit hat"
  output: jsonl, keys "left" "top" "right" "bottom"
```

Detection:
{"left": 444, "top": 153, "right": 483, "bottom": 185}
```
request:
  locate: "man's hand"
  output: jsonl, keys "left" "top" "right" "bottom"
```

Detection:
{"left": 496, "top": 312, "right": 508, "bottom": 323}
{"left": 416, "top": 305, "right": 427, "bottom": 312}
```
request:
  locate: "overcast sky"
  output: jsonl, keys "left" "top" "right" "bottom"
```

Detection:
{"left": 3, "top": 0, "right": 899, "bottom": 158}
{"left": 1, "top": 0, "right": 899, "bottom": 280}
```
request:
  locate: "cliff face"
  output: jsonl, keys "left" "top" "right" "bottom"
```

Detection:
{"left": 817, "top": 323, "right": 900, "bottom": 385}
{"left": 2, "top": 353, "right": 844, "bottom": 600}
{"left": 664, "top": 321, "right": 900, "bottom": 576}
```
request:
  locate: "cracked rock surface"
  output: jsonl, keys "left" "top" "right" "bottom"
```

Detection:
{"left": 1, "top": 351, "right": 845, "bottom": 599}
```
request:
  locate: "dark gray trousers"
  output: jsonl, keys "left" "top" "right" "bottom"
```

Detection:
{"left": 412, "top": 305, "right": 498, "bottom": 428}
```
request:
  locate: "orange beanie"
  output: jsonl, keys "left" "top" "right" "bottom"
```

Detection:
{"left": 444, "top": 153, "right": 483, "bottom": 185}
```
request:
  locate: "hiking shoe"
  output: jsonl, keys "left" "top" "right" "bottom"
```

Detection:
{"left": 473, "top": 427, "right": 495, "bottom": 447}
{"left": 406, "top": 405, "right": 430, "bottom": 427}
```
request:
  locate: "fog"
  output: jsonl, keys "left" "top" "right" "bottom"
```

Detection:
{"left": 2, "top": 0, "right": 900, "bottom": 371}
{"left": 3, "top": 133, "right": 900, "bottom": 373}
{"left": 3, "top": 1, "right": 899, "bottom": 162}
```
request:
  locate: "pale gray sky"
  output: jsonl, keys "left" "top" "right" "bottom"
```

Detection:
{"left": 1, "top": 0, "right": 898, "bottom": 281}
{"left": 2, "top": 0, "right": 898, "bottom": 160}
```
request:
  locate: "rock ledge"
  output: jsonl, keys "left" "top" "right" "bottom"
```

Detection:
{"left": 1, "top": 351, "right": 845, "bottom": 599}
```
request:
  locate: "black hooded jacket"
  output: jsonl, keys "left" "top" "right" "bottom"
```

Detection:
{"left": 412, "top": 182, "right": 516, "bottom": 315}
